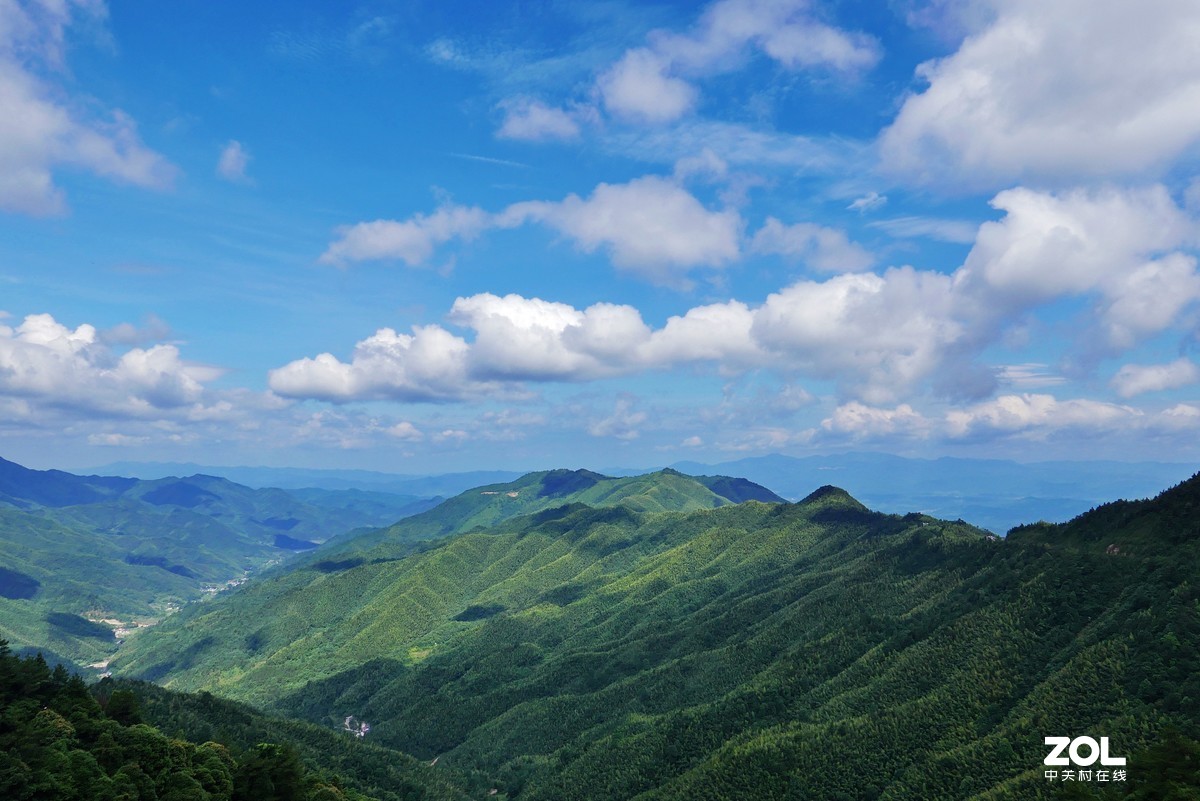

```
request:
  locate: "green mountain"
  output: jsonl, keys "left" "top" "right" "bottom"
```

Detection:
{"left": 110, "top": 469, "right": 783, "bottom": 696}
{"left": 315, "top": 468, "right": 784, "bottom": 558}
{"left": 0, "top": 457, "right": 434, "bottom": 671}
{"left": 115, "top": 469, "right": 1200, "bottom": 799}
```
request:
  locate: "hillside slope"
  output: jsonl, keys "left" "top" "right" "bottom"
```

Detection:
{"left": 123, "top": 472, "right": 1200, "bottom": 799}
{"left": 0, "top": 457, "right": 432, "bottom": 670}
{"left": 111, "top": 469, "right": 783, "bottom": 697}
{"left": 316, "top": 468, "right": 784, "bottom": 557}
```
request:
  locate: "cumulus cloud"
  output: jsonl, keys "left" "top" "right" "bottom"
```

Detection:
{"left": 752, "top": 267, "right": 970, "bottom": 402}
{"left": 751, "top": 217, "right": 874, "bottom": 272}
{"left": 0, "top": 0, "right": 175, "bottom": 215}
{"left": 297, "top": 187, "right": 1200, "bottom": 414}
{"left": 881, "top": 0, "right": 1200, "bottom": 188}
{"left": 387, "top": 421, "right": 424, "bottom": 441}
{"left": 216, "top": 140, "right": 251, "bottom": 183}
{"left": 505, "top": 176, "right": 741, "bottom": 285}
{"left": 0, "top": 312, "right": 220, "bottom": 417}
{"left": 1111, "top": 358, "right": 1200, "bottom": 398}
{"left": 598, "top": 48, "right": 697, "bottom": 124}
{"left": 323, "top": 175, "right": 741, "bottom": 285}
{"left": 957, "top": 185, "right": 1200, "bottom": 348}
{"left": 267, "top": 325, "right": 488, "bottom": 402}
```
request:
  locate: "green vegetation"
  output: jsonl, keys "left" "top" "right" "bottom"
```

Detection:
{"left": 0, "top": 640, "right": 473, "bottom": 800}
{"left": 0, "top": 457, "right": 439, "bottom": 671}
{"left": 111, "top": 470, "right": 1200, "bottom": 799}
{"left": 314, "top": 468, "right": 784, "bottom": 558}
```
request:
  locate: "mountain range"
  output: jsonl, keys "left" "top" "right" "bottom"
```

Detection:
{"left": 109, "top": 465, "right": 1200, "bottom": 799}
{"left": 3, "top": 455, "right": 1198, "bottom": 798}
{"left": 89, "top": 453, "right": 1196, "bottom": 535}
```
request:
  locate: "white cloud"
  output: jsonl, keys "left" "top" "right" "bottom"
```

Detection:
{"left": 654, "top": 0, "right": 880, "bottom": 74}
{"left": 297, "top": 184, "right": 1200, "bottom": 412}
{"left": 324, "top": 175, "right": 743, "bottom": 285}
{"left": 1154, "top": 403, "right": 1200, "bottom": 432}
{"left": 997, "top": 364, "right": 1065, "bottom": 389}
{"left": 449, "top": 293, "right": 620, "bottom": 381}
{"left": 1099, "top": 254, "right": 1200, "bottom": 349}
{"left": 320, "top": 205, "right": 490, "bottom": 267}
{"left": 957, "top": 185, "right": 1200, "bottom": 348}
{"left": 593, "top": 0, "right": 879, "bottom": 127}
{"left": 216, "top": 140, "right": 251, "bottom": 183}
{"left": 268, "top": 291, "right": 769, "bottom": 405}
{"left": 0, "top": 1, "right": 175, "bottom": 215}
{"left": 752, "top": 267, "right": 967, "bottom": 402}
{"left": 641, "top": 300, "right": 762, "bottom": 367}
{"left": 268, "top": 325, "right": 487, "bottom": 402}
{"left": 496, "top": 98, "right": 582, "bottom": 141}
{"left": 945, "top": 394, "right": 1140, "bottom": 438}
{"left": 848, "top": 191, "right": 886, "bottom": 213}
{"left": 751, "top": 217, "right": 874, "bottom": 272}
{"left": 0, "top": 312, "right": 219, "bottom": 417}
{"left": 820, "top": 401, "right": 929, "bottom": 439}
{"left": 881, "top": 0, "right": 1200, "bottom": 188}
{"left": 598, "top": 48, "right": 697, "bottom": 124}
{"left": 507, "top": 176, "right": 742, "bottom": 285}
{"left": 1111, "top": 358, "right": 1200, "bottom": 398}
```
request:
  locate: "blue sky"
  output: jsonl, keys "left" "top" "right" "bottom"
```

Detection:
{"left": 2, "top": 0, "right": 1200, "bottom": 473}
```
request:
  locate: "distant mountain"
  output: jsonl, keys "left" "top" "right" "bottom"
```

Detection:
{"left": 91, "top": 460, "right": 524, "bottom": 497}
{"left": 0, "top": 457, "right": 434, "bottom": 670}
{"left": 94, "top": 453, "right": 1198, "bottom": 535}
{"left": 116, "top": 469, "right": 1200, "bottom": 798}
{"left": 671, "top": 452, "right": 1196, "bottom": 533}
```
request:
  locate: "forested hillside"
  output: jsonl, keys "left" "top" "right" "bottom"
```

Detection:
{"left": 113, "top": 470, "right": 1200, "bottom": 799}
{"left": 110, "top": 469, "right": 783, "bottom": 699}
{"left": 0, "top": 642, "right": 469, "bottom": 800}
{"left": 0, "top": 457, "right": 431, "bottom": 672}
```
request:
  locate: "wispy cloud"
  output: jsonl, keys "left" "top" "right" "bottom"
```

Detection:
{"left": 868, "top": 216, "right": 978, "bottom": 244}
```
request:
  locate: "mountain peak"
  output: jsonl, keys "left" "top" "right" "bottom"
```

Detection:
{"left": 799, "top": 485, "right": 867, "bottom": 510}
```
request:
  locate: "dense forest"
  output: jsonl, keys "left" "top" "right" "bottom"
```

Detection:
{"left": 0, "top": 641, "right": 471, "bottom": 800}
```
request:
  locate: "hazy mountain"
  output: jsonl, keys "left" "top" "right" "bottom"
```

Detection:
{"left": 671, "top": 452, "right": 1196, "bottom": 533}
{"left": 115, "top": 469, "right": 1200, "bottom": 798}
{"left": 91, "top": 461, "right": 524, "bottom": 497}
{"left": 93, "top": 453, "right": 1198, "bottom": 535}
